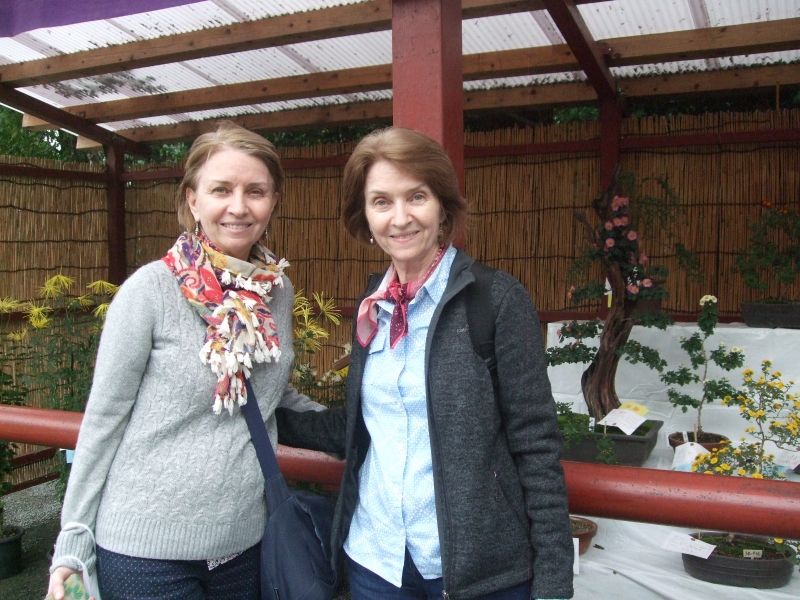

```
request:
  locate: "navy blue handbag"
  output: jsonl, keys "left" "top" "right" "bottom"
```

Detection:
{"left": 242, "top": 379, "right": 336, "bottom": 600}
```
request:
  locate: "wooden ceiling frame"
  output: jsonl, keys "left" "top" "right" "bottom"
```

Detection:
{"left": 0, "top": 2, "right": 796, "bottom": 149}
{"left": 55, "top": 17, "right": 800, "bottom": 125}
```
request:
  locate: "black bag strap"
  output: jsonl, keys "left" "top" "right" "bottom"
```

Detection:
{"left": 241, "top": 378, "right": 290, "bottom": 511}
{"left": 465, "top": 261, "right": 498, "bottom": 387}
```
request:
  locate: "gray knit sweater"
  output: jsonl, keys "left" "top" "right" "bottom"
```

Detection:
{"left": 51, "top": 260, "right": 319, "bottom": 574}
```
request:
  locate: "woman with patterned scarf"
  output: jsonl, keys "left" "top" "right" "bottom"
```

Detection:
{"left": 47, "top": 122, "right": 321, "bottom": 600}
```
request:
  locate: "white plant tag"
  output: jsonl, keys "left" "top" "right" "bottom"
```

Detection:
{"left": 661, "top": 532, "right": 716, "bottom": 558}
{"left": 598, "top": 408, "right": 646, "bottom": 435}
{"left": 672, "top": 442, "right": 708, "bottom": 470}
{"left": 743, "top": 548, "right": 763, "bottom": 559}
{"left": 572, "top": 538, "right": 580, "bottom": 575}
{"left": 681, "top": 431, "right": 689, "bottom": 443}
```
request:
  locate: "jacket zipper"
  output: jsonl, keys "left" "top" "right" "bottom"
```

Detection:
{"left": 426, "top": 264, "right": 473, "bottom": 600}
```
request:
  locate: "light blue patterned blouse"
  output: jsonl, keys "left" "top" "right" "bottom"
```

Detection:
{"left": 343, "top": 245, "right": 457, "bottom": 586}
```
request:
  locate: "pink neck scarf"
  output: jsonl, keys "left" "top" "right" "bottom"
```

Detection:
{"left": 356, "top": 245, "right": 446, "bottom": 349}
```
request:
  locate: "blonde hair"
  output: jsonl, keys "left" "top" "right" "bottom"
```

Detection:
{"left": 176, "top": 121, "right": 285, "bottom": 231}
{"left": 341, "top": 127, "right": 466, "bottom": 244}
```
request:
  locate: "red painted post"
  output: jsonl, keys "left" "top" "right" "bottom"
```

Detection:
{"left": 599, "top": 97, "right": 622, "bottom": 190}
{"left": 391, "top": 0, "right": 464, "bottom": 189}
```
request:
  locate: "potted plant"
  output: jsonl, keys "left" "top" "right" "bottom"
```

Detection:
{"left": 661, "top": 294, "right": 744, "bottom": 451}
{"left": 548, "top": 171, "right": 706, "bottom": 464}
{"left": 548, "top": 170, "right": 700, "bottom": 420}
{"left": 681, "top": 359, "right": 800, "bottom": 588}
{"left": 736, "top": 200, "right": 800, "bottom": 329}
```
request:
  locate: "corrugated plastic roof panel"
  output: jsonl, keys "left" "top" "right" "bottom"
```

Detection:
{"left": 1, "top": 0, "right": 799, "bottom": 134}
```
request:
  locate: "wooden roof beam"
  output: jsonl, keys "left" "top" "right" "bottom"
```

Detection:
{"left": 0, "top": 0, "right": 602, "bottom": 88}
{"left": 607, "top": 17, "right": 800, "bottom": 66}
{"left": 114, "top": 63, "right": 799, "bottom": 143}
{"left": 66, "top": 16, "right": 800, "bottom": 125}
{"left": 0, "top": 84, "right": 146, "bottom": 155}
{"left": 542, "top": 0, "right": 616, "bottom": 100}
{"left": 20, "top": 114, "right": 53, "bottom": 131}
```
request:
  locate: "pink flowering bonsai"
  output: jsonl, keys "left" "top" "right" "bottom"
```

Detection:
{"left": 547, "top": 171, "right": 693, "bottom": 420}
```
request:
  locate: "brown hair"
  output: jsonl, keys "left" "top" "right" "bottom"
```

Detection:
{"left": 341, "top": 127, "right": 467, "bottom": 244}
{"left": 176, "top": 121, "right": 285, "bottom": 231}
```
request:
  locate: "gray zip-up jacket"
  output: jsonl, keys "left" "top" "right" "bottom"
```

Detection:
{"left": 277, "top": 249, "right": 574, "bottom": 599}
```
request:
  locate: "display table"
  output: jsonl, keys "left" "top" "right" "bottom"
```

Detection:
{"left": 546, "top": 321, "right": 800, "bottom": 598}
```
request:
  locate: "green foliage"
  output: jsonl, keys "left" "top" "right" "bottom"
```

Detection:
{"left": 735, "top": 202, "right": 800, "bottom": 296}
{"left": 546, "top": 317, "right": 669, "bottom": 375}
{"left": 555, "top": 401, "right": 617, "bottom": 464}
{"left": 291, "top": 291, "right": 347, "bottom": 408}
{"left": 569, "top": 171, "right": 696, "bottom": 308}
{"left": 0, "top": 106, "right": 100, "bottom": 163}
{"left": 1, "top": 275, "right": 117, "bottom": 504}
{"left": 660, "top": 295, "right": 744, "bottom": 435}
{"left": 620, "top": 339, "right": 667, "bottom": 372}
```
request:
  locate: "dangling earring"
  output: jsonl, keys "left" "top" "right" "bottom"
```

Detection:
{"left": 369, "top": 235, "right": 374, "bottom": 245}
{"left": 194, "top": 221, "right": 200, "bottom": 236}
{"left": 263, "top": 225, "right": 270, "bottom": 242}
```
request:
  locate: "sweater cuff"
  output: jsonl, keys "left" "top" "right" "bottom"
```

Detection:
{"left": 51, "top": 526, "right": 97, "bottom": 575}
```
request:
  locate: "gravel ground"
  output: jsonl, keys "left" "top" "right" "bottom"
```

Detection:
{"left": 0, "top": 481, "right": 61, "bottom": 600}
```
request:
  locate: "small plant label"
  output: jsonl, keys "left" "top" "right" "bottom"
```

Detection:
{"left": 671, "top": 442, "right": 708, "bottom": 470}
{"left": 598, "top": 407, "right": 645, "bottom": 435}
{"left": 743, "top": 548, "right": 763, "bottom": 559}
{"left": 661, "top": 532, "right": 716, "bottom": 558}
{"left": 572, "top": 537, "right": 580, "bottom": 575}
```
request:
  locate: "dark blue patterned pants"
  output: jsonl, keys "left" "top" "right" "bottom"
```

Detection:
{"left": 96, "top": 543, "right": 259, "bottom": 600}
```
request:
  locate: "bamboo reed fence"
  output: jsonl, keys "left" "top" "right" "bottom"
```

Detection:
{"left": 2, "top": 109, "right": 800, "bottom": 487}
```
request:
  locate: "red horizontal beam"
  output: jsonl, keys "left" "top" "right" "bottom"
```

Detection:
{"left": 2, "top": 405, "right": 798, "bottom": 538}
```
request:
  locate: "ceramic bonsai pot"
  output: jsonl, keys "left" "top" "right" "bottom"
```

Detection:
{"left": 667, "top": 431, "right": 729, "bottom": 453}
{"left": 561, "top": 419, "right": 663, "bottom": 466}
{"left": 570, "top": 516, "right": 598, "bottom": 555}
{"left": 742, "top": 302, "right": 800, "bottom": 329}
{"left": 682, "top": 531, "right": 796, "bottom": 589}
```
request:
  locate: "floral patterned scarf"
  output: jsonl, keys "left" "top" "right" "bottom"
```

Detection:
{"left": 162, "top": 232, "right": 289, "bottom": 415}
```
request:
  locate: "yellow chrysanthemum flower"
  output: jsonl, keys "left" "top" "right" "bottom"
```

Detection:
{"left": 0, "top": 297, "right": 24, "bottom": 313}
{"left": 25, "top": 304, "right": 53, "bottom": 329}
{"left": 86, "top": 280, "right": 119, "bottom": 296}
{"left": 39, "top": 274, "right": 74, "bottom": 299}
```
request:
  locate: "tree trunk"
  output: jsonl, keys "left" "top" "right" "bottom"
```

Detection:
{"left": 580, "top": 262, "right": 636, "bottom": 420}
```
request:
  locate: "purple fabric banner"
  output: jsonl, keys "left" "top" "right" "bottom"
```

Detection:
{"left": 0, "top": 0, "right": 201, "bottom": 37}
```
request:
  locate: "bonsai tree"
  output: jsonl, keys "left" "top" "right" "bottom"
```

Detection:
{"left": 546, "top": 170, "right": 697, "bottom": 420}
{"left": 661, "top": 295, "right": 745, "bottom": 447}
{"left": 685, "top": 359, "right": 800, "bottom": 579}
{"left": 735, "top": 199, "right": 800, "bottom": 299}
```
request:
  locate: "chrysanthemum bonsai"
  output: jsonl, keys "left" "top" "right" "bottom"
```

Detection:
{"left": 736, "top": 199, "right": 800, "bottom": 329}
{"left": 661, "top": 295, "right": 745, "bottom": 450}
{"left": 546, "top": 170, "right": 699, "bottom": 421}
{"left": 692, "top": 359, "right": 799, "bottom": 479}
{"left": 683, "top": 360, "right": 800, "bottom": 587}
